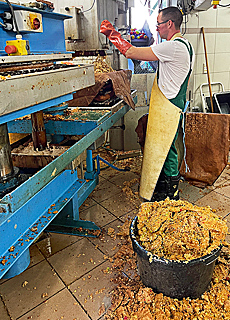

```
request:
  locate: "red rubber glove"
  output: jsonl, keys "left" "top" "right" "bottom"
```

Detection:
{"left": 100, "top": 20, "right": 132, "bottom": 56}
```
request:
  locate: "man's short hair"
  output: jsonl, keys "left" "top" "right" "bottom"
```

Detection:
{"left": 159, "top": 7, "right": 183, "bottom": 29}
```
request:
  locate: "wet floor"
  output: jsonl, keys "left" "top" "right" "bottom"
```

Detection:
{"left": 1, "top": 156, "right": 230, "bottom": 320}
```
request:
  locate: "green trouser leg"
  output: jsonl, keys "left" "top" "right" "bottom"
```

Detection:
{"left": 152, "top": 118, "right": 182, "bottom": 201}
{"left": 163, "top": 127, "right": 180, "bottom": 177}
{"left": 163, "top": 95, "right": 185, "bottom": 177}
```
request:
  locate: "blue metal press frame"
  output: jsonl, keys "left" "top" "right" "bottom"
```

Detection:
{"left": 0, "top": 102, "right": 131, "bottom": 279}
{"left": 0, "top": 0, "right": 136, "bottom": 281}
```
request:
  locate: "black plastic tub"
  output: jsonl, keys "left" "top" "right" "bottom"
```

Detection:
{"left": 131, "top": 39, "right": 149, "bottom": 47}
{"left": 213, "top": 92, "right": 230, "bottom": 114}
{"left": 130, "top": 216, "right": 221, "bottom": 299}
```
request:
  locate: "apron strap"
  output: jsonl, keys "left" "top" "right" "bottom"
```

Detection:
{"left": 173, "top": 38, "right": 193, "bottom": 75}
{"left": 169, "top": 38, "right": 193, "bottom": 110}
{"left": 173, "top": 38, "right": 193, "bottom": 62}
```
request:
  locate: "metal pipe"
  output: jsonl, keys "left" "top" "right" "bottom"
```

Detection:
{"left": 0, "top": 123, "right": 14, "bottom": 178}
{"left": 129, "top": 7, "right": 131, "bottom": 27}
{"left": 31, "top": 111, "right": 47, "bottom": 151}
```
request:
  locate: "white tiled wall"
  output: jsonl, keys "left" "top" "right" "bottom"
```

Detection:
{"left": 184, "top": 2, "right": 230, "bottom": 110}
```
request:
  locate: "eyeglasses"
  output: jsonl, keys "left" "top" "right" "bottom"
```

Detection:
{"left": 156, "top": 19, "right": 174, "bottom": 27}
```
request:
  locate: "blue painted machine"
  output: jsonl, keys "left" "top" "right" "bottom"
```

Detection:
{"left": 0, "top": 1, "right": 136, "bottom": 279}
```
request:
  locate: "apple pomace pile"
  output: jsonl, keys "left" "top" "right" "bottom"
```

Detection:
{"left": 137, "top": 199, "right": 228, "bottom": 261}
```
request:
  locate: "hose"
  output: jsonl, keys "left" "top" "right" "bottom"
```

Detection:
{"left": 98, "top": 145, "right": 119, "bottom": 170}
{"left": 82, "top": 0, "right": 96, "bottom": 13}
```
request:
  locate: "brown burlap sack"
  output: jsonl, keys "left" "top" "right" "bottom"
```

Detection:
{"left": 68, "top": 69, "right": 135, "bottom": 110}
{"left": 180, "top": 112, "right": 230, "bottom": 187}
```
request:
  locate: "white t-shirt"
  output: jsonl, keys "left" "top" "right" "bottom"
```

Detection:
{"left": 151, "top": 38, "right": 194, "bottom": 99}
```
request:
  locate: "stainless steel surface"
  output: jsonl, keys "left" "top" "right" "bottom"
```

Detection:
{"left": 124, "top": 105, "right": 149, "bottom": 151}
{"left": 0, "top": 123, "right": 14, "bottom": 177}
{"left": 53, "top": 0, "right": 122, "bottom": 51}
{"left": 109, "top": 117, "right": 124, "bottom": 151}
{"left": 0, "top": 64, "right": 95, "bottom": 116}
{"left": 60, "top": 6, "right": 84, "bottom": 41}
{"left": 0, "top": 53, "right": 72, "bottom": 64}
{"left": 131, "top": 74, "right": 155, "bottom": 106}
{"left": 108, "top": 90, "right": 142, "bottom": 151}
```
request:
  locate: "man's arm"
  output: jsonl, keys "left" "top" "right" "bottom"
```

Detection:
{"left": 125, "top": 46, "right": 158, "bottom": 61}
{"left": 100, "top": 20, "right": 158, "bottom": 61}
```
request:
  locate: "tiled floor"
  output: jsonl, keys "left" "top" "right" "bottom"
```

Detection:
{"left": 1, "top": 156, "right": 230, "bottom": 320}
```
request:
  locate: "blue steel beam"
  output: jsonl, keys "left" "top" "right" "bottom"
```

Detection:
{"left": 0, "top": 170, "right": 100, "bottom": 279}
{"left": 0, "top": 94, "right": 74, "bottom": 125}
{"left": 7, "top": 111, "right": 111, "bottom": 135}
